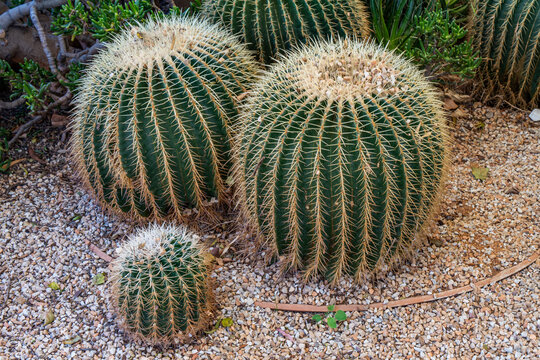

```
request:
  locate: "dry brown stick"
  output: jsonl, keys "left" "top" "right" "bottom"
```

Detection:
{"left": 85, "top": 240, "right": 114, "bottom": 263}
{"left": 255, "top": 250, "right": 540, "bottom": 313}
{"left": 0, "top": 97, "right": 25, "bottom": 110}
{"left": 8, "top": 90, "right": 72, "bottom": 147}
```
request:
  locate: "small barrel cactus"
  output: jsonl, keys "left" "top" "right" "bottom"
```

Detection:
{"left": 71, "top": 15, "right": 258, "bottom": 220}
{"left": 202, "top": 0, "right": 371, "bottom": 63}
{"left": 234, "top": 40, "right": 449, "bottom": 283}
{"left": 111, "top": 224, "right": 213, "bottom": 344}
{"left": 470, "top": 0, "right": 540, "bottom": 107}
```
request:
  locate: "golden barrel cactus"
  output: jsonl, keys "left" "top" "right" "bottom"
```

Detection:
{"left": 470, "top": 0, "right": 540, "bottom": 107}
{"left": 234, "top": 40, "right": 449, "bottom": 283}
{"left": 71, "top": 15, "right": 258, "bottom": 220}
{"left": 203, "top": 0, "right": 371, "bottom": 63}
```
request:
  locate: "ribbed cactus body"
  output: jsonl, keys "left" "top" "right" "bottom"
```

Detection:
{"left": 234, "top": 40, "right": 449, "bottom": 283}
{"left": 202, "top": 0, "right": 370, "bottom": 63}
{"left": 470, "top": 0, "right": 540, "bottom": 107}
{"left": 111, "top": 224, "right": 212, "bottom": 344}
{"left": 71, "top": 16, "right": 257, "bottom": 220}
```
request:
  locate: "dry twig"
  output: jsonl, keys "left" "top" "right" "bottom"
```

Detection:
{"left": 8, "top": 90, "right": 71, "bottom": 147}
{"left": 0, "top": 0, "right": 67, "bottom": 32}
{"left": 0, "top": 97, "right": 25, "bottom": 110}
{"left": 255, "top": 250, "right": 540, "bottom": 312}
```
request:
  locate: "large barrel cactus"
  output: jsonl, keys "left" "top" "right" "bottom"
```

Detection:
{"left": 111, "top": 224, "right": 213, "bottom": 344}
{"left": 71, "top": 16, "right": 257, "bottom": 220}
{"left": 470, "top": 0, "right": 540, "bottom": 107}
{"left": 234, "top": 40, "right": 449, "bottom": 283}
{"left": 202, "top": 0, "right": 371, "bottom": 63}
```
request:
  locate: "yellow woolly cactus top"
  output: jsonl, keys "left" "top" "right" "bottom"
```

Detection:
{"left": 263, "top": 40, "right": 434, "bottom": 100}
{"left": 89, "top": 15, "right": 253, "bottom": 70}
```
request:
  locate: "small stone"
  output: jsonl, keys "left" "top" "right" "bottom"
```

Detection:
{"left": 529, "top": 108, "right": 540, "bottom": 122}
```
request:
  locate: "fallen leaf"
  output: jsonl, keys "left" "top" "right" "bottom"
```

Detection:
{"left": 62, "top": 335, "right": 81, "bottom": 345}
{"left": 44, "top": 310, "right": 55, "bottom": 325}
{"left": 28, "top": 147, "right": 46, "bottom": 165}
{"left": 444, "top": 98, "right": 458, "bottom": 110}
{"left": 445, "top": 89, "right": 472, "bottom": 103}
{"left": 205, "top": 318, "right": 222, "bottom": 334}
{"left": 8, "top": 158, "right": 26, "bottom": 168}
{"left": 92, "top": 273, "right": 105, "bottom": 285}
{"left": 452, "top": 108, "right": 468, "bottom": 118}
{"left": 471, "top": 167, "right": 489, "bottom": 181}
{"left": 312, "top": 314, "right": 322, "bottom": 322}
{"left": 48, "top": 282, "right": 61, "bottom": 291}
{"left": 221, "top": 317, "right": 233, "bottom": 328}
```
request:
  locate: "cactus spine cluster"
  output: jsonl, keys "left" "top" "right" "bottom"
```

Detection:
{"left": 234, "top": 40, "right": 449, "bottom": 283}
{"left": 203, "top": 0, "right": 371, "bottom": 63}
{"left": 71, "top": 15, "right": 258, "bottom": 220}
{"left": 111, "top": 224, "right": 213, "bottom": 344}
{"left": 470, "top": 0, "right": 540, "bottom": 107}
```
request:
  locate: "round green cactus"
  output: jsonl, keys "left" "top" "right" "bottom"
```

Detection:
{"left": 71, "top": 15, "right": 258, "bottom": 220}
{"left": 470, "top": 0, "right": 540, "bottom": 107}
{"left": 234, "top": 40, "right": 449, "bottom": 283}
{"left": 202, "top": 0, "right": 371, "bottom": 63}
{"left": 111, "top": 224, "right": 213, "bottom": 344}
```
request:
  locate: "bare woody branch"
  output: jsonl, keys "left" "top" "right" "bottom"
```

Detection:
{"left": 0, "top": 96, "right": 25, "bottom": 110}
{"left": 0, "top": 0, "right": 67, "bottom": 32}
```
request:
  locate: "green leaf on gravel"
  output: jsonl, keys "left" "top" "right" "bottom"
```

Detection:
{"left": 44, "top": 310, "right": 55, "bottom": 325}
{"left": 92, "top": 273, "right": 105, "bottom": 285}
{"left": 311, "top": 314, "right": 322, "bottom": 322}
{"left": 471, "top": 166, "right": 489, "bottom": 181}
{"left": 327, "top": 305, "right": 335, "bottom": 312}
{"left": 48, "top": 282, "right": 61, "bottom": 291}
{"left": 327, "top": 317, "right": 337, "bottom": 329}
{"left": 335, "top": 310, "right": 347, "bottom": 321}
{"left": 221, "top": 317, "right": 233, "bottom": 328}
{"left": 205, "top": 318, "right": 222, "bottom": 334}
{"left": 71, "top": 214, "right": 82, "bottom": 221}
{"left": 62, "top": 335, "right": 81, "bottom": 345}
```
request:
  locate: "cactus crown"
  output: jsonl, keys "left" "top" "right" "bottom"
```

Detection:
{"left": 111, "top": 224, "right": 213, "bottom": 344}
{"left": 286, "top": 41, "right": 408, "bottom": 99}
{"left": 470, "top": 0, "right": 540, "bottom": 107}
{"left": 71, "top": 15, "right": 258, "bottom": 221}
{"left": 234, "top": 40, "right": 449, "bottom": 283}
{"left": 203, "top": 0, "right": 371, "bottom": 63}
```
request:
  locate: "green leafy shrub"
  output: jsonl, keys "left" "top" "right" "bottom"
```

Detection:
{"left": 202, "top": 0, "right": 371, "bottom": 63}
{"left": 403, "top": 9, "right": 480, "bottom": 80}
{"left": 51, "top": 0, "right": 155, "bottom": 41}
{"left": 71, "top": 15, "right": 258, "bottom": 220}
{"left": 369, "top": 1, "right": 477, "bottom": 80}
{"left": 0, "top": 59, "right": 56, "bottom": 114}
{"left": 470, "top": 0, "right": 540, "bottom": 107}
{"left": 111, "top": 224, "right": 213, "bottom": 344}
{"left": 234, "top": 39, "right": 449, "bottom": 283}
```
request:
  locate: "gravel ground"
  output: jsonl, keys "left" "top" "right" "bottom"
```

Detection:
{"left": 0, "top": 104, "right": 538, "bottom": 359}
